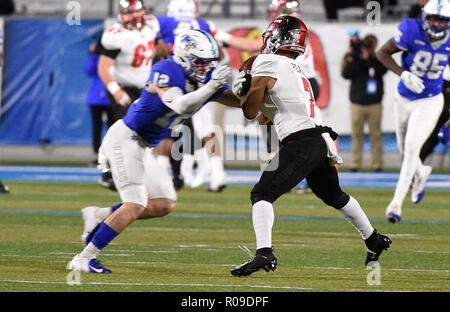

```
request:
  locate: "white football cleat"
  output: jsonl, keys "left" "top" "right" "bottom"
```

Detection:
{"left": 411, "top": 165, "right": 432, "bottom": 204}
{"left": 386, "top": 202, "right": 402, "bottom": 223}
{"left": 208, "top": 156, "right": 227, "bottom": 192}
{"left": 180, "top": 154, "right": 195, "bottom": 186}
{"left": 81, "top": 206, "right": 101, "bottom": 246}
{"left": 67, "top": 254, "right": 111, "bottom": 273}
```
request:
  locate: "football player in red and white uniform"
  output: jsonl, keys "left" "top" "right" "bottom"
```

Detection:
{"left": 266, "top": 0, "right": 322, "bottom": 194}
{"left": 98, "top": 0, "right": 164, "bottom": 122}
{"left": 230, "top": 16, "right": 391, "bottom": 277}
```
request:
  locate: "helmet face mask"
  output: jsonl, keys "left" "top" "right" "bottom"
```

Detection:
{"left": 422, "top": 0, "right": 450, "bottom": 41}
{"left": 119, "top": 0, "right": 147, "bottom": 30}
{"left": 261, "top": 16, "right": 309, "bottom": 56}
{"left": 173, "top": 30, "right": 219, "bottom": 83}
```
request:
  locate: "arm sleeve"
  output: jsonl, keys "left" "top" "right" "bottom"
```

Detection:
{"left": 99, "top": 28, "right": 122, "bottom": 59}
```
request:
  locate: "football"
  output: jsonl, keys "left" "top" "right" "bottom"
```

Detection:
{"left": 238, "top": 55, "right": 257, "bottom": 96}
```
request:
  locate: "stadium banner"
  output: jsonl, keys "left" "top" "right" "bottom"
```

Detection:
{"left": 0, "top": 17, "right": 3, "bottom": 120}
{"left": 0, "top": 18, "right": 104, "bottom": 145}
{"left": 0, "top": 19, "right": 405, "bottom": 146}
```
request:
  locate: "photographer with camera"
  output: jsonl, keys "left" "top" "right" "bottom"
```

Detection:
{"left": 342, "top": 32, "right": 387, "bottom": 172}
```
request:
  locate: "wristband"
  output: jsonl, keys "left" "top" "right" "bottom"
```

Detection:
{"left": 214, "top": 30, "right": 232, "bottom": 44}
{"left": 107, "top": 81, "right": 121, "bottom": 95}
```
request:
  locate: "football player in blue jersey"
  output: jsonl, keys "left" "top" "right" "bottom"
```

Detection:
{"left": 155, "top": 0, "right": 261, "bottom": 192}
{"left": 377, "top": 0, "right": 450, "bottom": 223}
{"left": 67, "top": 29, "right": 240, "bottom": 273}
{"left": 158, "top": 0, "right": 261, "bottom": 55}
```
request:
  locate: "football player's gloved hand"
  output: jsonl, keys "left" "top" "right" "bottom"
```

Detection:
{"left": 210, "top": 65, "right": 230, "bottom": 89}
{"left": 232, "top": 71, "right": 247, "bottom": 99}
{"left": 438, "top": 125, "right": 450, "bottom": 146}
{"left": 400, "top": 71, "right": 425, "bottom": 94}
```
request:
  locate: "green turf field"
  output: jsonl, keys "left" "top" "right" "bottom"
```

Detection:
{"left": 0, "top": 181, "right": 449, "bottom": 292}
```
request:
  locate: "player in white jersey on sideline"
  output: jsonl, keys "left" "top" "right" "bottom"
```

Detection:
{"left": 230, "top": 16, "right": 391, "bottom": 277}
{"left": 377, "top": 0, "right": 450, "bottom": 223}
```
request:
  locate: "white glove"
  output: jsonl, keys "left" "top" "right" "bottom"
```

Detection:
{"left": 400, "top": 71, "right": 425, "bottom": 94}
{"left": 209, "top": 65, "right": 230, "bottom": 89}
{"left": 231, "top": 71, "right": 247, "bottom": 99}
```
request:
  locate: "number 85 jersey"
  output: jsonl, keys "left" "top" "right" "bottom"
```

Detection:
{"left": 392, "top": 18, "right": 450, "bottom": 100}
{"left": 100, "top": 16, "right": 161, "bottom": 89}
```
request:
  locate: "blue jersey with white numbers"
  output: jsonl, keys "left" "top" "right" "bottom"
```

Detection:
{"left": 123, "top": 58, "right": 227, "bottom": 146}
{"left": 156, "top": 16, "right": 213, "bottom": 52}
{"left": 392, "top": 18, "right": 450, "bottom": 100}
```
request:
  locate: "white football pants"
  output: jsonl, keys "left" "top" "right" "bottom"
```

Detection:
{"left": 391, "top": 92, "right": 444, "bottom": 204}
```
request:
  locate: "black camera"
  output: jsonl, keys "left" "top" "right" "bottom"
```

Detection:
{"left": 349, "top": 30, "right": 363, "bottom": 57}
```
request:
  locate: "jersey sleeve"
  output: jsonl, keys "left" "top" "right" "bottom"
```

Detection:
{"left": 148, "top": 60, "right": 185, "bottom": 88}
{"left": 251, "top": 55, "right": 277, "bottom": 78}
{"left": 202, "top": 19, "right": 217, "bottom": 36}
{"left": 99, "top": 25, "right": 124, "bottom": 58}
{"left": 392, "top": 18, "right": 411, "bottom": 51}
{"left": 145, "top": 15, "right": 160, "bottom": 35}
{"left": 101, "top": 24, "right": 125, "bottom": 51}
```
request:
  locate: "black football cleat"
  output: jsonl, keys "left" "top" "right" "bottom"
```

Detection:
{"left": 0, "top": 181, "right": 10, "bottom": 194}
{"left": 231, "top": 246, "right": 277, "bottom": 277}
{"left": 172, "top": 174, "right": 184, "bottom": 191}
{"left": 364, "top": 229, "right": 392, "bottom": 266}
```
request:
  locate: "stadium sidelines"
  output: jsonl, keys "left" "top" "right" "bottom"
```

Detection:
{"left": 0, "top": 165, "right": 449, "bottom": 189}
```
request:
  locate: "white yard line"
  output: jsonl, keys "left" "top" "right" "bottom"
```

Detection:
{"left": 0, "top": 279, "right": 314, "bottom": 291}
{"left": 1, "top": 255, "right": 449, "bottom": 273}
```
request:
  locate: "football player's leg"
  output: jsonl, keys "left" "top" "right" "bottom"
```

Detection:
{"left": 391, "top": 95, "right": 443, "bottom": 209}
{"left": 139, "top": 147, "right": 177, "bottom": 219}
{"left": 307, "top": 161, "right": 373, "bottom": 239}
{"left": 250, "top": 140, "right": 323, "bottom": 250}
{"left": 367, "top": 103, "right": 383, "bottom": 171}
{"left": 386, "top": 94, "right": 412, "bottom": 221}
{"left": 232, "top": 144, "right": 313, "bottom": 277}
{"left": 306, "top": 162, "right": 391, "bottom": 265}
{"left": 393, "top": 93, "right": 410, "bottom": 157}
{"left": 81, "top": 203, "right": 122, "bottom": 246}
{"left": 350, "top": 103, "right": 364, "bottom": 171}
{"left": 190, "top": 107, "right": 212, "bottom": 187}
{"left": 69, "top": 120, "right": 147, "bottom": 272}
{"left": 419, "top": 93, "right": 450, "bottom": 162}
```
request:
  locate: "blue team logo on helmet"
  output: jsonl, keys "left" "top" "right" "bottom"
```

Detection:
{"left": 173, "top": 29, "right": 219, "bottom": 83}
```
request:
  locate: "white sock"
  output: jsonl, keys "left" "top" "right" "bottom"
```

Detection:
{"left": 252, "top": 200, "right": 275, "bottom": 249}
{"left": 338, "top": 196, "right": 374, "bottom": 240}
{"left": 79, "top": 242, "right": 101, "bottom": 259}
{"left": 95, "top": 207, "right": 112, "bottom": 221}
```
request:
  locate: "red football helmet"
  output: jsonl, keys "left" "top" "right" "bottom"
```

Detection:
{"left": 118, "top": 0, "right": 147, "bottom": 30}
{"left": 261, "top": 15, "right": 309, "bottom": 55}
{"left": 267, "top": 0, "right": 301, "bottom": 20}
